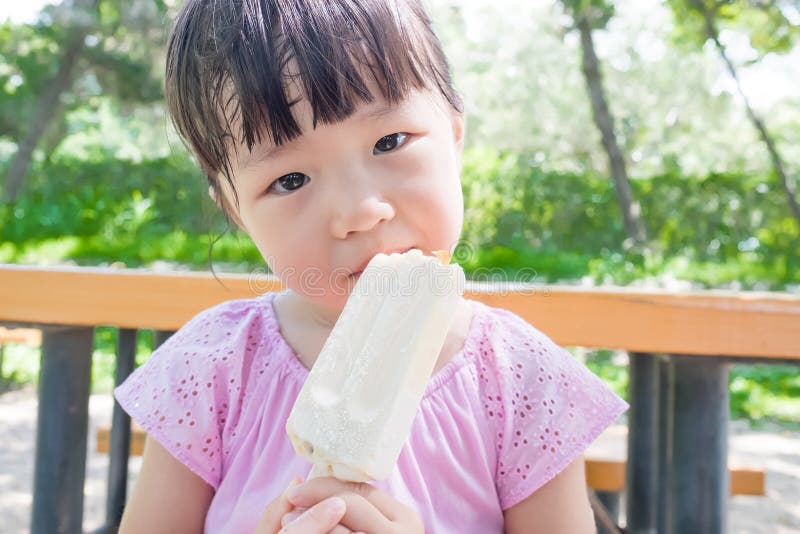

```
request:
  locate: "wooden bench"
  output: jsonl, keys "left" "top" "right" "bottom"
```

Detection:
{"left": 584, "top": 457, "right": 764, "bottom": 496}
{"left": 96, "top": 425, "right": 765, "bottom": 497}
{"left": 0, "top": 326, "right": 42, "bottom": 346}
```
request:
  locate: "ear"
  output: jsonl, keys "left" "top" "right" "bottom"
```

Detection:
{"left": 451, "top": 112, "right": 465, "bottom": 148}
{"left": 208, "top": 185, "right": 248, "bottom": 234}
{"left": 451, "top": 112, "right": 466, "bottom": 162}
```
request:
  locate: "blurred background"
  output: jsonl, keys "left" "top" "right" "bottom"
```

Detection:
{"left": 0, "top": 2, "right": 798, "bottom": 529}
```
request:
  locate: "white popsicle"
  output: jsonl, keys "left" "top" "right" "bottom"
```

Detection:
{"left": 286, "top": 248, "right": 466, "bottom": 481}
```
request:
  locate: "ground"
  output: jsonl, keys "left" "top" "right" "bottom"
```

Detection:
{"left": 0, "top": 385, "right": 798, "bottom": 533}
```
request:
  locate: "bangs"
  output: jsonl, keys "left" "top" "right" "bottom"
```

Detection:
{"left": 165, "top": 0, "right": 462, "bottom": 200}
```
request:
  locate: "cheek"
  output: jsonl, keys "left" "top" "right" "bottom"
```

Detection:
{"left": 246, "top": 221, "right": 301, "bottom": 277}
{"left": 391, "top": 144, "right": 464, "bottom": 242}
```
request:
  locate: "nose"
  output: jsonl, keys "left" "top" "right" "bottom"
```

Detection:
{"left": 330, "top": 194, "right": 395, "bottom": 239}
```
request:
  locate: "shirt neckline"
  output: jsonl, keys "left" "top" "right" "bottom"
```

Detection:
{"left": 262, "top": 290, "right": 484, "bottom": 399}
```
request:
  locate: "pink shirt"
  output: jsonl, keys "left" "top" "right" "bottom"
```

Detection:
{"left": 115, "top": 291, "right": 627, "bottom": 533}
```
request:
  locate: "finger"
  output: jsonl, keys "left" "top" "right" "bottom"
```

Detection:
{"left": 334, "top": 493, "right": 394, "bottom": 533}
{"left": 283, "top": 509, "right": 355, "bottom": 533}
{"left": 282, "top": 509, "right": 304, "bottom": 527}
{"left": 279, "top": 497, "right": 346, "bottom": 533}
{"left": 289, "top": 495, "right": 385, "bottom": 534}
{"left": 287, "top": 477, "right": 398, "bottom": 520}
{"left": 287, "top": 479, "right": 394, "bottom": 533}
{"left": 254, "top": 477, "right": 303, "bottom": 533}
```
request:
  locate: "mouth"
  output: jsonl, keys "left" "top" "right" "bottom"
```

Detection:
{"left": 350, "top": 246, "right": 417, "bottom": 277}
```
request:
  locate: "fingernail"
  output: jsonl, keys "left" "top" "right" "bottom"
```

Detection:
{"left": 321, "top": 496, "right": 345, "bottom": 517}
{"left": 285, "top": 484, "right": 302, "bottom": 502}
{"left": 283, "top": 477, "right": 303, "bottom": 498}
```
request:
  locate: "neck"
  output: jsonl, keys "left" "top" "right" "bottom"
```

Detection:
{"left": 283, "top": 289, "right": 343, "bottom": 330}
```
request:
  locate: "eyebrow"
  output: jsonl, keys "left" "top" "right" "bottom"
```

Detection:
{"left": 239, "top": 101, "right": 401, "bottom": 171}
{"left": 237, "top": 138, "right": 294, "bottom": 172}
{"left": 359, "top": 102, "right": 397, "bottom": 121}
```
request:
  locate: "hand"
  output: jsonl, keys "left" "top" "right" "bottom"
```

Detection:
{"left": 284, "top": 477, "right": 425, "bottom": 534}
{"left": 255, "top": 478, "right": 348, "bottom": 534}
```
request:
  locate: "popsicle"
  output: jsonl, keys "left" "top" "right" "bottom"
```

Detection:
{"left": 285, "top": 248, "right": 466, "bottom": 482}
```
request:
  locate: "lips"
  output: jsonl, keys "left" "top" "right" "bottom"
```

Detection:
{"left": 350, "top": 246, "right": 416, "bottom": 276}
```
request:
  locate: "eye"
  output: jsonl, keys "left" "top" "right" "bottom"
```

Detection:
{"left": 373, "top": 133, "right": 409, "bottom": 154}
{"left": 268, "top": 172, "right": 309, "bottom": 195}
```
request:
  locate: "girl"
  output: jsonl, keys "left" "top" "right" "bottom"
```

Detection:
{"left": 115, "top": 0, "right": 628, "bottom": 532}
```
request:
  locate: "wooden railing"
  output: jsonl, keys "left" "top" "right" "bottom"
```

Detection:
{"left": 1, "top": 264, "right": 798, "bottom": 534}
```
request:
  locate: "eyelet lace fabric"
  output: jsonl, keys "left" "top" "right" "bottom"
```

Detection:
{"left": 114, "top": 298, "right": 279, "bottom": 488}
{"left": 472, "top": 306, "right": 628, "bottom": 508}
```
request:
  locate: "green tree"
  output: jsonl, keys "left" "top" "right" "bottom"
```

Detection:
{"left": 667, "top": 0, "right": 800, "bottom": 228}
{"left": 2, "top": 0, "right": 100, "bottom": 202}
{"left": 1, "top": 0, "right": 166, "bottom": 203}
{"left": 560, "top": 0, "right": 648, "bottom": 247}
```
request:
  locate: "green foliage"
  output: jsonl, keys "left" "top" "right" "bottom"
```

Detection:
{"left": 0, "top": 21, "right": 55, "bottom": 140}
{"left": 0, "top": 151, "right": 266, "bottom": 268}
{"left": 667, "top": 0, "right": 800, "bottom": 56}
{"left": 460, "top": 146, "right": 799, "bottom": 288}
{"left": 1, "top": 146, "right": 797, "bottom": 290}
{"left": 0, "top": 0, "right": 166, "bottom": 160}
{"left": 584, "top": 349, "right": 629, "bottom": 400}
{"left": 730, "top": 364, "right": 800, "bottom": 427}
{"left": 1, "top": 153, "right": 213, "bottom": 241}
{"left": 560, "top": 0, "right": 616, "bottom": 30}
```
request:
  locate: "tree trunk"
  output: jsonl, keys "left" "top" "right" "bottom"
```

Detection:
{"left": 694, "top": 0, "right": 800, "bottom": 228}
{"left": 576, "top": 16, "right": 648, "bottom": 246}
{"left": 42, "top": 100, "right": 69, "bottom": 165}
{"left": 2, "top": 0, "right": 99, "bottom": 203}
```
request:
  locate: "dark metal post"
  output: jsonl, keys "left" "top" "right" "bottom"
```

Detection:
{"left": 625, "top": 352, "right": 659, "bottom": 534}
{"left": 31, "top": 326, "right": 94, "bottom": 534}
{"left": 154, "top": 330, "right": 173, "bottom": 349}
{"left": 657, "top": 356, "right": 673, "bottom": 534}
{"left": 105, "top": 328, "right": 138, "bottom": 530}
{"left": 669, "top": 356, "right": 730, "bottom": 534}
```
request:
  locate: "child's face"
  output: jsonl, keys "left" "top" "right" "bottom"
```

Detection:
{"left": 218, "top": 86, "right": 466, "bottom": 313}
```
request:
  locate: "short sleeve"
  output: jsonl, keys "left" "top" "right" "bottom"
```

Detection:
{"left": 114, "top": 303, "right": 245, "bottom": 490}
{"left": 478, "top": 307, "right": 628, "bottom": 510}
